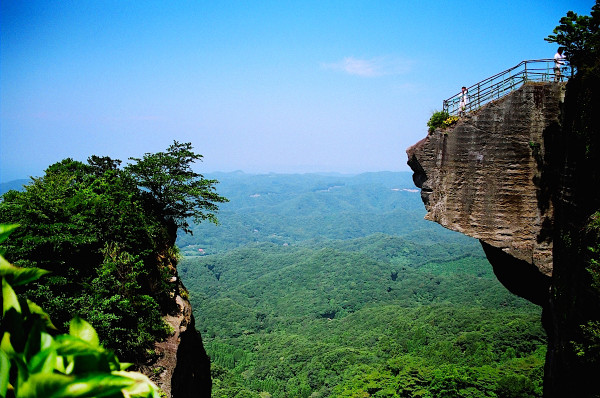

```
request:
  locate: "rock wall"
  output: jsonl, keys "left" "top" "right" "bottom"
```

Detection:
{"left": 407, "top": 82, "right": 564, "bottom": 305}
{"left": 142, "top": 281, "right": 212, "bottom": 397}
{"left": 407, "top": 79, "right": 600, "bottom": 397}
{"left": 139, "top": 222, "right": 212, "bottom": 397}
{"left": 541, "top": 69, "right": 600, "bottom": 397}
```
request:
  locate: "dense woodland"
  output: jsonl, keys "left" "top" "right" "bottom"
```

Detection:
{"left": 0, "top": 163, "right": 547, "bottom": 397}
{"left": 177, "top": 172, "right": 546, "bottom": 398}
{"left": 0, "top": 143, "right": 548, "bottom": 398}
{"left": 0, "top": 142, "right": 227, "bottom": 363}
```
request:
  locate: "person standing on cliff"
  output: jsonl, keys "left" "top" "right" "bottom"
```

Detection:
{"left": 554, "top": 47, "right": 566, "bottom": 81}
{"left": 458, "top": 86, "right": 469, "bottom": 116}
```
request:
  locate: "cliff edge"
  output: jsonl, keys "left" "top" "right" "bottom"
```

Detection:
{"left": 407, "top": 79, "right": 600, "bottom": 397}
{"left": 144, "top": 285, "right": 211, "bottom": 398}
{"left": 407, "top": 82, "right": 563, "bottom": 306}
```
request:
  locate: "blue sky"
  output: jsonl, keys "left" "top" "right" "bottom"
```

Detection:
{"left": 1, "top": 1, "right": 595, "bottom": 181}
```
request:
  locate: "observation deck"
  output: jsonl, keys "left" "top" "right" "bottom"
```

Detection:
{"left": 443, "top": 59, "right": 574, "bottom": 116}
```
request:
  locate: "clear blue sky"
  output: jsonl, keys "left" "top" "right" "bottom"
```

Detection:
{"left": 1, "top": 0, "right": 595, "bottom": 182}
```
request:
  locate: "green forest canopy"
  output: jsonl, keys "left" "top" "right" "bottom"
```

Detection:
{"left": 177, "top": 172, "right": 546, "bottom": 398}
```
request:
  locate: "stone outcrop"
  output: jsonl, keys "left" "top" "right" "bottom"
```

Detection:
{"left": 407, "top": 82, "right": 564, "bottom": 305}
{"left": 137, "top": 223, "right": 212, "bottom": 397}
{"left": 407, "top": 78, "right": 600, "bottom": 397}
{"left": 141, "top": 281, "right": 212, "bottom": 397}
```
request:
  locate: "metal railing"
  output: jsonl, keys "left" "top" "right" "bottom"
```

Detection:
{"left": 443, "top": 59, "right": 574, "bottom": 116}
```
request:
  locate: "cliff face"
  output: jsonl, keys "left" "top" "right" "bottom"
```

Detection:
{"left": 141, "top": 224, "right": 212, "bottom": 397}
{"left": 407, "top": 79, "right": 600, "bottom": 397}
{"left": 139, "top": 239, "right": 212, "bottom": 397}
{"left": 146, "top": 287, "right": 211, "bottom": 398}
{"left": 407, "top": 83, "right": 563, "bottom": 305}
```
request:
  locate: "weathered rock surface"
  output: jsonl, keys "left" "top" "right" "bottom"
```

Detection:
{"left": 407, "top": 82, "right": 565, "bottom": 305}
{"left": 141, "top": 283, "right": 211, "bottom": 397}
{"left": 407, "top": 77, "right": 600, "bottom": 397}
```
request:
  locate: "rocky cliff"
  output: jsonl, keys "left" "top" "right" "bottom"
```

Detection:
{"left": 407, "top": 79, "right": 600, "bottom": 397}
{"left": 407, "top": 82, "right": 563, "bottom": 306}
{"left": 144, "top": 284, "right": 211, "bottom": 398}
{"left": 138, "top": 243, "right": 212, "bottom": 397}
{"left": 137, "top": 223, "right": 213, "bottom": 397}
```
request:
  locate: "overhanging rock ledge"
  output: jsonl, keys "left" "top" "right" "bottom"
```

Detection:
{"left": 406, "top": 82, "right": 565, "bottom": 306}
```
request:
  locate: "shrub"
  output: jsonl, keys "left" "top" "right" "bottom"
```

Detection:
{"left": 442, "top": 116, "right": 460, "bottom": 128}
{"left": 0, "top": 224, "right": 161, "bottom": 398}
{"left": 427, "top": 111, "right": 450, "bottom": 133}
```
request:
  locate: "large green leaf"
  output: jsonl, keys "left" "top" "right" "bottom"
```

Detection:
{"left": 28, "top": 346, "right": 58, "bottom": 375}
{"left": 0, "top": 224, "right": 19, "bottom": 245}
{"left": 24, "top": 321, "right": 43, "bottom": 361}
{"left": 17, "top": 373, "right": 74, "bottom": 398}
{"left": 26, "top": 300, "right": 56, "bottom": 330}
{"left": 53, "top": 335, "right": 115, "bottom": 375}
{"left": 50, "top": 373, "right": 132, "bottom": 398}
{"left": 0, "top": 333, "right": 15, "bottom": 356}
{"left": 53, "top": 335, "right": 104, "bottom": 357}
{"left": 4, "top": 350, "right": 28, "bottom": 397}
{"left": 0, "top": 349, "right": 10, "bottom": 398}
{"left": 0, "top": 262, "right": 49, "bottom": 287}
{"left": 113, "top": 371, "right": 161, "bottom": 398}
{"left": 69, "top": 317, "right": 100, "bottom": 347}
{"left": 18, "top": 372, "right": 141, "bottom": 398}
{"left": 1, "top": 307, "right": 26, "bottom": 352}
{"left": 27, "top": 331, "right": 57, "bottom": 374}
{"left": 1, "top": 277, "right": 21, "bottom": 315}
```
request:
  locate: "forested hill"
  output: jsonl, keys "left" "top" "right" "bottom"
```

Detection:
{"left": 178, "top": 171, "right": 546, "bottom": 398}
{"left": 0, "top": 143, "right": 227, "bottom": 396}
{"left": 177, "top": 171, "right": 454, "bottom": 254}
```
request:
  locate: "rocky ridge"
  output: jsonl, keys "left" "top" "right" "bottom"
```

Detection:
{"left": 407, "top": 82, "right": 564, "bottom": 306}
{"left": 407, "top": 79, "right": 600, "bottom": 397}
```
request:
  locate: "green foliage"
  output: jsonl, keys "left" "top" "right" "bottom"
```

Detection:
{"left": 442, "top": 116, "right": 459, "bottom": 128}
{"left": 0, "top": 225, "right": 160, "bottom": 398}
{"left": 0, "top": 143, "right": 226, "bottom": 361}
{"left": 126, "top": 141, "right": 228, "bottom": 234}
{"left": 585, "top": 211, "right": 600, "bottom": 292}
{"left": 177, "top": 172, "right": 546, "bottom": 398}
{"left": 0, "top": 159, "right": 168, "bottom": 359}
{"left": 427, "top": 110, "right": 450, "bottom": 133}
{"left": 570, "top": 211, "right": 600, "bottom": 363}
{"left": 545, "top": 0, "right": 600, "bottom": 69}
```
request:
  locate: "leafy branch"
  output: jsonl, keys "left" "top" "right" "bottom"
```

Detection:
{"left": 0, "top": 224, "right": 161, "bottom": 398}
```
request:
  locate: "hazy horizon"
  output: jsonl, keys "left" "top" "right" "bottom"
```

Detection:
{"left": 1, "top": 168, "right": 416, "bottom": 185}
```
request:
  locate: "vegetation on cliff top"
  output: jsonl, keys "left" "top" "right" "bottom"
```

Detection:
{"left": 545, "top": 0, "right": 599, "bottom": 70}
{"left": 1, "top": 224, "right": 161, "bottom": 398}
{"left": 0, "top": 141, "right": 227, "bottom": 362}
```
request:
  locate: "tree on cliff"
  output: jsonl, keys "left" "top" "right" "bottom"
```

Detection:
{"left": 126, "top": 141, "right": 228, "bottom": 236}
{"left": 545, "top": 0, "right": 599, "bottom": 70}
{"left": 0, "top": 142, "right": 227, "bottom": 361}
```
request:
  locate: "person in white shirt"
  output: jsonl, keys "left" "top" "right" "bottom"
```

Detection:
{"left": 459, "top": 86, "right": 469, "bottom": 116}
{"left": 554, "top": 47, "right": 566, "bottom": 82}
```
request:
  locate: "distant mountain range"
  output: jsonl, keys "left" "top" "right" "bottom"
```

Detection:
{"left": 0, "top": 179, "right": 30, "bottom": 195}
{"left": 175, "top": 171, "right": 435, "bottom": 254}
